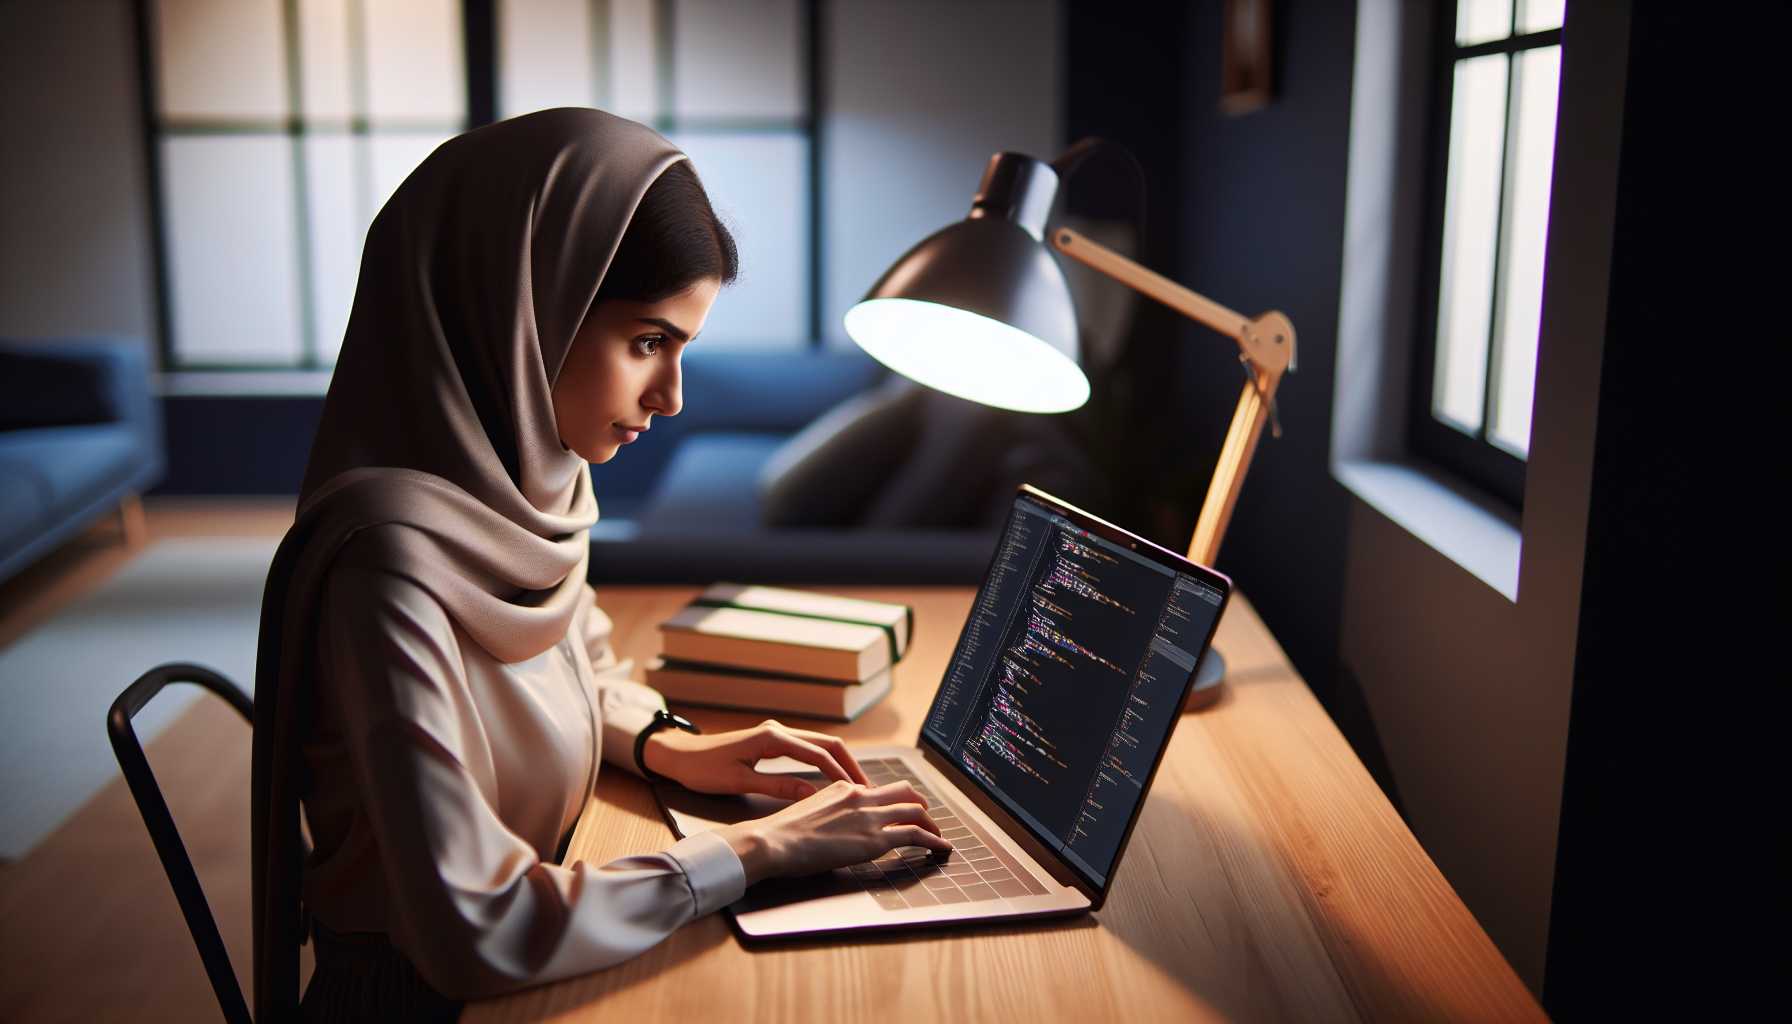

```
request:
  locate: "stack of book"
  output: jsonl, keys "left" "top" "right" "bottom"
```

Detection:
{"left": 645, "top": 583, "right": 913, "bottom": 722}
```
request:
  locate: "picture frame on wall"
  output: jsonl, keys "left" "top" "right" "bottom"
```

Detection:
{"left": 1220, "top": 0, "right": 1273, "bottom": 115}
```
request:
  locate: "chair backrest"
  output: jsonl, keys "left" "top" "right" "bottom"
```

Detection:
{"left": 107, "top": 663, "right": 254, "bottom": 1024}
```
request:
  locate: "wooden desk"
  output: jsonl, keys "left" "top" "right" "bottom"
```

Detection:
{"left": 466, "top": 587, "right": 1542, "bottom": 1022}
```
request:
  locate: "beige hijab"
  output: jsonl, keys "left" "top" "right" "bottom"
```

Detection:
{"left": 251, "top": 108, "right": 684, "bottom": 1019}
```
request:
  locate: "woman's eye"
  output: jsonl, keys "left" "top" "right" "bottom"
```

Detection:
{"left": 632, "top": 334, "right": 666, "bottom": 357}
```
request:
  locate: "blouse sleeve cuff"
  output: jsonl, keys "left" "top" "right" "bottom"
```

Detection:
{"left": 598, "top": 681, "right": 666, "bottom": 778}
{"left": 666, "top": 829, "right": 747, "bottom": 917}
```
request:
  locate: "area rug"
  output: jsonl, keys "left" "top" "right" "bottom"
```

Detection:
{"left": 0, "top": 536, "right": 277, "bottom": 859}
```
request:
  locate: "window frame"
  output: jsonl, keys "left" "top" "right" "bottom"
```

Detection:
{"left": 139, "top": 0, "right": 826, "bottom": 376}
{"left": 1409, "top": 4, "right": 1563, "bottom": 510}
{"left": 137, "top": 0, "right": 480, "bottom": 374}
{"left": 625, "top": 0, "right": 825, "bottom": 349}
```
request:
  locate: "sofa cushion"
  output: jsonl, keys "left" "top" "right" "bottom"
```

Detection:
{"left": 635, "top": 432, "right": 785, "bottom": 531}
{"left": 0, "top": 426, "right": 140, "bottom": 510}
{"left": 0, "top": 344, "right": 127, "bottom": 428}
{"left": 584, "top": 351, "right": 887, "bottom": 506}
{"left": 0, "top": 463, "right": 48, "bottom": 554}
{"left": 756, "top": 376, "right": 925, "bottom": 527}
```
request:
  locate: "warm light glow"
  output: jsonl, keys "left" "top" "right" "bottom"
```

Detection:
{"left": 844, "top": 299, "right": 1090, "bottom": 413}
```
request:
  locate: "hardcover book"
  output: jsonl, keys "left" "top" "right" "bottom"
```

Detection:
{"left": 644, "top": 656, "right": 893, "bottom": 722}
{"left": 657, "top": 584, "right": 913, "bottom": 683}
{"left": 692, "top": 583, "right": 911, "bottom": 659}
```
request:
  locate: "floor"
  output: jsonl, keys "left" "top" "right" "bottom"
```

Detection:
{"left": 0, "top": 498, "right": 304, "bottom": 1023}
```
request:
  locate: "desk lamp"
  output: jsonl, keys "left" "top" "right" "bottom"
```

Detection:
{"left": 844, "top": 145, "right": 1296, "bottom": 711}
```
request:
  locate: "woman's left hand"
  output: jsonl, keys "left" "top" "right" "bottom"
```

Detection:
{"left": 640, "top": 718, "right": 871, "bottom": 800}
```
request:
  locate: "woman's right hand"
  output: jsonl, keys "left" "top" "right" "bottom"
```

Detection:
{"left": 715, "top": 779, "right": 953, "bottom": 885}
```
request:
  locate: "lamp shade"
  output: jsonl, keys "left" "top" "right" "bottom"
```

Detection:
{"left": 845, "top": 153, "right": 1090, "bottom": 413}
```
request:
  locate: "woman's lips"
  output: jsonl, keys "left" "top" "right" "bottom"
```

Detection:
{"left": 612, "top": 424, "right": 642, "bottom": 443}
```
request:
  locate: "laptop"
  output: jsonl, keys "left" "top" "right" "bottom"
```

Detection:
{"left": 655, "top": 483, "right": 1232, "bottom": 939}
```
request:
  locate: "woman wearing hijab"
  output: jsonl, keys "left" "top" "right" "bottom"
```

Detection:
{"left": 251, "top": 108, "right": 951, "bottom": 1021}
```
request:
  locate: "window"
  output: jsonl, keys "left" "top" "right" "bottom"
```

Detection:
{"left": 145, "top": 0, "right": 468, "bottom": 371}
{"left": 498, "top": 0, "right": 814, "bottom": 351}
{"left": 142, "top": 1, "right": 1055, "bottom": 377}
{"left": 1413, "top": 0, "right": 1563, "bottom": 507}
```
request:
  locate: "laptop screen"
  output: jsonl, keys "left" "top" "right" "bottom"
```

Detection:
{"left": 920, "top": 487, "right": 1229, "bottom": 891}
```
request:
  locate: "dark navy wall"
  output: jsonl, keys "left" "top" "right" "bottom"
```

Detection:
{"left": 1064, "top": 0, "right": 1364, "bottom": 756}
{"left": 1058, "top": 2, "right": 1193, "bottom": 554}
{"left": 1167, "top": 0, "right": 1358, "bottom": 723}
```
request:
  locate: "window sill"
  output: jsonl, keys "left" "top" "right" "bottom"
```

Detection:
{"left": 157, "top": 371, "right": 334, "bottom": 397}
{"left": 1333, "top": 458, "right": 1521, "bottom": 602}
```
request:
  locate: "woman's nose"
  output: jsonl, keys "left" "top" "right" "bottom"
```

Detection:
{"left": 644, "top": 362, "right": 682, "bottom": 418}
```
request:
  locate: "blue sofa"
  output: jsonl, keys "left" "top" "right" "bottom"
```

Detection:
{"left": 0, "top": 337, "right": 164, "bottom": 585}
{"left": 585, "top": 349, "right": 1110, "bottom": 585}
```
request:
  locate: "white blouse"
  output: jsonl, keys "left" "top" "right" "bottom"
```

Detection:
{"left": 301, "top": 564, "right": 746, "bottom": 1000}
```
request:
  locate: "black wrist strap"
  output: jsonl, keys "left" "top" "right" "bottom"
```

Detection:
{"left": 634, "top": 709, "right": 699, "bottom": 785}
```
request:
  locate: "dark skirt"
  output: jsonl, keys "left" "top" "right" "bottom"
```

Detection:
{"left": 300, "top": 823, "right": 576, "bottom": 1019}
{"left": 301, "top": 920, "right": 461, "bottom": 1023}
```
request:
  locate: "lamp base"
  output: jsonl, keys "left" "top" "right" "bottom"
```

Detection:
{"left": 1180, "top": 648, "right": 1227, "bottom": 713}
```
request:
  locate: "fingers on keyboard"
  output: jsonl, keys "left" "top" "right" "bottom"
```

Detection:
{"left": 849, "top": 757, "right": 1043, "bottom": 907}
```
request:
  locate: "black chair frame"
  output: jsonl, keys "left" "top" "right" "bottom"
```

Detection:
{"left": 107, "top": 662, "right": 254, "bottom": 1024}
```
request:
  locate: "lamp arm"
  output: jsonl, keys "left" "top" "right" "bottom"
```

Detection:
{"left": 1050, "top": 226, "right": 1297, "bottom": 567}
{"left": 1051, "top": 227, "right": 1295, "bottom": 374}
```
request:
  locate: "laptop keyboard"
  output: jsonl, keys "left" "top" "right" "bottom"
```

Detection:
{"left": 845, "top": 757, "right": 1050, "bottom": 910}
